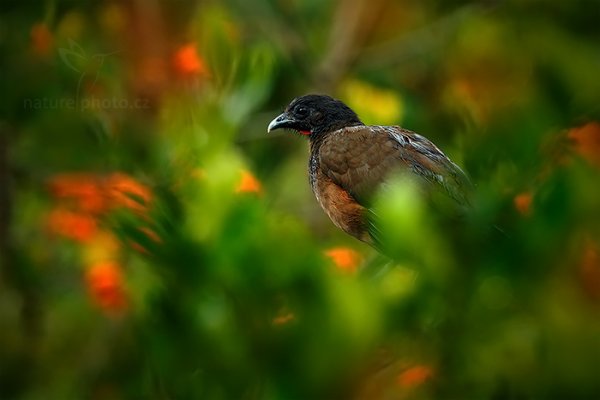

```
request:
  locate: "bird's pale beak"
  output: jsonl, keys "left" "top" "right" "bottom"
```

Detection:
{"left": 267, "top": 113, "right": 295, "bottom": 133}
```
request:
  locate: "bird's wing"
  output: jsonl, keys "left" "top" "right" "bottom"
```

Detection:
{"left": 318, "top": 125, "right": 472, "bottom": 208}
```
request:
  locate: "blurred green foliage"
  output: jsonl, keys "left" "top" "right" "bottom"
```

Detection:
{"left": 1, "top": 0, "right": 600, "bottom": 399}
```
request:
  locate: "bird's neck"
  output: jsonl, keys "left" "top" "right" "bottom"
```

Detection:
{"left": 308, "top": 133, "right": 328, "bottom": 191}
{"left": 308, "top": 131, "right": 327, "bottom": 150}
{"left": 309, "top": 121, "right": 364, "bottom": 145}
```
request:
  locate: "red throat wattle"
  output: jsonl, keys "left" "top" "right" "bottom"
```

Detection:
{"left": 299, "top": 130, "right": 311, "bottom": 136}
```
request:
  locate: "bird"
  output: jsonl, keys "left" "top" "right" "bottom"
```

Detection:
{"left": 267, "top": 94, "right": 471, "bottom": 250}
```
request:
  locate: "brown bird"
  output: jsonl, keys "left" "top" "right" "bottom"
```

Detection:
{"left": 267, "top": 94, "right": 471, "bottom": 249}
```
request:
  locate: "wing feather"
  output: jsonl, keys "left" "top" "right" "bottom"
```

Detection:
{"left": 318, "top": 125, "right": 471, "bottom": 209}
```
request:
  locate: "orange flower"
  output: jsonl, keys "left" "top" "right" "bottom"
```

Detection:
{"left": 107, "top": 173, "right": 152, "bottom": 213}
{"left": 129, "top": 226, "right": 162, "bottom": 254}
{"left": 324, "top": 247, "right": 362, "bottom": 274}
{"left": 514, "top": 191, "right": 533, "bottom": 216}
{"left": 49, "top": 173, "right": 107, "bottom": 214}
{"left": 579, "top": 239, "right": 600, "bottom": 300}
{"left": 48, "top": 172, "right": 153, "bottom": 214}
{"left": 397, "top": 365, "right": 433, "bottom": 388}
{"left": 272, "top": 312, "right": 296, "bottom": 326}
{"left": 235, "top": 169, "right": 262, "bottom": 194}
{"left": 140, "top": 226, "right": 161, "bottom": 243}
{"left": 31, "top": 23, "right": 53, "bottom": 56}
{"left": 85, "top": 261, "right": 128, "bottom": 313}
{"left": 568, "top": 122, "right": 600, "bottom": 168}
{"left": 47, "top": 208, "right": 97, "bottom": 242}
{"left": 173, "top": 43, "right": 209, "bottom": 77}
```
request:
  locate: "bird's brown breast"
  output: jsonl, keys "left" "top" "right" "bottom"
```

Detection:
{"left": 310, "top": 166, "right": 372, "bottom": 244}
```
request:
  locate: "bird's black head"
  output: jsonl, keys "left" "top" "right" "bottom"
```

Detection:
{"left": 267, "top": 94, "right": 363, "bottom": 139}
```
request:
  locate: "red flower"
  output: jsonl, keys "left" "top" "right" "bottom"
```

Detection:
{"left": 173, "top": 43, "right": 209, "bottom": 77}
{"left": 31, "top": 23, "right": 53, "bottom": 57}
{"left": 107, "top": 173, "right": 152, "bottom": 213}
{"left": 579, "top": 239, "right": 600, "bottom": 301}
{"left": 514, "top": 191, "right": 533, "bottom": 216}
{"left": 48, "top": 172, "right": 153, "bottom": 215}
{"left": 568, "top": 122, "right": 600, "bottom": 168}
{"left": 128, "top": 226, "right": 162, "bottom": 254}
{"left": 47, "top": 208, "right": 98, "bottom": 242}
{"left": 397, "top": 365, "right": 433, "bottom": 388}
{"left": 86, "top": 261, "right": 128, "bottom": 313}
{"left": 47, "top": 172, "right": 153, "bottom": 248}
{"left": 49, "top": 173, "right": 107, "bottom": 214}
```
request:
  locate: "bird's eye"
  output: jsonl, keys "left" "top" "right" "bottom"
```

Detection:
{"left": 295, "top": 106, "right": 308, "bottom": 117}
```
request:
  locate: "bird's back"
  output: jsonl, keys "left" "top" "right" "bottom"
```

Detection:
{"left": 315, "top": 125, "right": 471, "bottom": 209}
